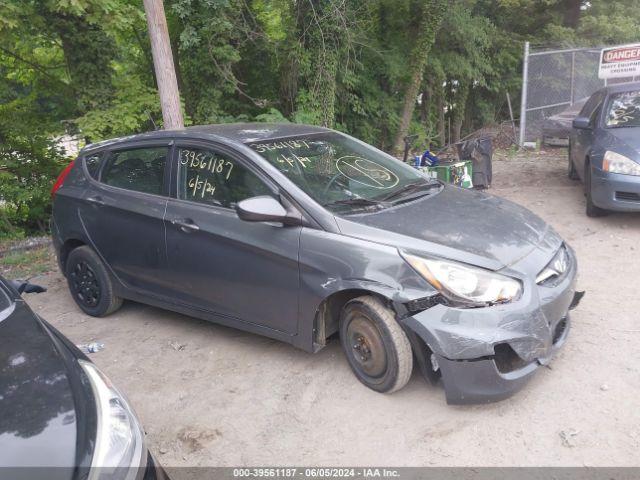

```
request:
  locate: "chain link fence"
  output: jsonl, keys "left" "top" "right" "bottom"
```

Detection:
{"left": 519, "top": 43, "right": 640, "bottom": 145}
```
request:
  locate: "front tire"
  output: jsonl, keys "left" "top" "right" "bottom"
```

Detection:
{"left": 339, "top": 296, "right": 413, "bottom": 393}
{"left": 66, "top": 246, "right": 122, "bottom": 317}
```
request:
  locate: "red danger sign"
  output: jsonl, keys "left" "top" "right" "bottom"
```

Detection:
{"left": 599, "top": 44, "right": 640, "bottom": 79}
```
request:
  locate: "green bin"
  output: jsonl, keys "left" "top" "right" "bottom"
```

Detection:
{"left": 422, "top": 160, "right": 473, "bottom": 188}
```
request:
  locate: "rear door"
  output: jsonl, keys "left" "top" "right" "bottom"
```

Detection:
{"left": 78, "top": 142, "right": 172, "bottom": 296}
{"left": 163, "top": 141, "right": 302, "bottom": 335}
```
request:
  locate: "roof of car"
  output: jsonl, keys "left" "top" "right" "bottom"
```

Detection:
{"left": 81, "top": 123, "right": 333, "bottom": 154}
{"left": 597, "top": 81, "right": 640, "bottom": 96}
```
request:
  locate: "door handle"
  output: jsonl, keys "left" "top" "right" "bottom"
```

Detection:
{"left": 171, "top": 218, "right": 200, "bottom": 233}
{"left": 87, "top": 195, "right": 105, "bottom": 206}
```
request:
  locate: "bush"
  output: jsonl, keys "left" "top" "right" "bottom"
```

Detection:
{"left": 0, "top": 134, "right": 68, "bottom": 236}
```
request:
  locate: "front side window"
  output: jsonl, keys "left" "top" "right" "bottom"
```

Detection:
{"left": 579, "top": 93, "right": 603, "bottom": 118}
{"left": 247, "top": 132, "right": 437, "bottom": 213}
{"left": 101, "top": 147, "right": 167, "bottom": 195}
{"left": 605, "top": 90, "right": 640, "bottom": 128}
{"left": 177, "top": 146, "right": 271, "bottom": 208}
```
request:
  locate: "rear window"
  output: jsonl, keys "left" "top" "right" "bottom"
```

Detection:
{"left": 101, "top": 147, "right": 168, "bottom": 195}
{"left": 605, "top": 90, "right": 640, "bottom": 128}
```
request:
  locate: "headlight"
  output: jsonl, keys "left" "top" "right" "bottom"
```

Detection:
{"left": 79, "top": 360, "right": 146, "bottom": 480}
{"left": 402, "top": 253, "right": 522, "bottom": 306}
{"left": 603, "top": 151, "right": 640, "bottom": 176}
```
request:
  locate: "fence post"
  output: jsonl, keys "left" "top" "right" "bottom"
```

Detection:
{"left": 570, "top": 51, "right": 576, "bottom": 103}
{"left": 519, "top": 41, "right": 530, "bottom": 146}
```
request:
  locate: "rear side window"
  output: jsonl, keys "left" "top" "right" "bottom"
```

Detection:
{"left": 84, "top": 152, "right": 103, "bottom": 179}
{"left": 101, "top": 147, "right": 168, "bottom": 195}
{"left": 177, "top": 146, "right": 271, "bottom": 208}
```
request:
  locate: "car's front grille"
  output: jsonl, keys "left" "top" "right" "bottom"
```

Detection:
{"left": 615, "top": 191, "right": 640, "bottom": 202}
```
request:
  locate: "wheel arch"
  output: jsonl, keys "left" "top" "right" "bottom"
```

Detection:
{"left": 59, "top": 238, "right": 87, "bottom": 274}
{"left": 313, "top": 288, "right": 396, "bottom": 348}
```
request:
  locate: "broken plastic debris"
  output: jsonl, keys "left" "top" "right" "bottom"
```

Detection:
{"left": 559, "top": 429, "right": 579, "bottom": 448}
{"left": 169, "top": 340, "right": 186, "bottom": 351}
{"left": 78, "top": 342, "right": 104, "bottom": 354}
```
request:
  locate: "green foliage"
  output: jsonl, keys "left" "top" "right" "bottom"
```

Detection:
{"left": 3, "top": 0, "right": 640, "bottom": 233}
{"left": 0, "top": 127, "right": 68, "bottom": 234}
{"left": 255, "top": 108, "right": 290, "bottom": 123}
{"left": 75, "top": 75, "right": 161, "bottom": 141}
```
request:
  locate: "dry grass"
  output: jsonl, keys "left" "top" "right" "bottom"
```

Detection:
{"left": 0, "top": 245, "right": 57, "bottom": 279}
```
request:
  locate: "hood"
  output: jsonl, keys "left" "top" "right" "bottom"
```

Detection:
{"left": 603, "top": 128, "right": 640, "bottom": 158}
{"left": 335, "top": 185, "right": 561, "bottom": 270}
{"left": 0, "top": 298, "right": 77, "bottom": 478}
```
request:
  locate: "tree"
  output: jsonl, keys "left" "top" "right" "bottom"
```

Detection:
{"left": 392, "top": 0, "right": 447, "bottom": 154}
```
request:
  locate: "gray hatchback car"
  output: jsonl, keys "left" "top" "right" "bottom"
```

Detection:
{"left": 51, "top": 123, "right": 581, "bottom": 404}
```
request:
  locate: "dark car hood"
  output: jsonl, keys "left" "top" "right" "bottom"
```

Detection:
{"left": 335, "top": 185, "right": 561, "bottom": 270}
{"left": 0, "top": 299, "right": 77, "bottom": 478}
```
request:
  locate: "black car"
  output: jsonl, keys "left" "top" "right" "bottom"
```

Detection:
{"left": 51, "top": 123, "right": 580, "bottom": 404}
{"left": 0, "top": 276, "right": 166, "bottom": 479}
{"left": 569, "top": 82, "right": 640, "bottom": 216}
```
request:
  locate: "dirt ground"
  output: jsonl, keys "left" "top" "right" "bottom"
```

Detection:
{"left": 20, "top": 149, "right": 640, "bottom": 467}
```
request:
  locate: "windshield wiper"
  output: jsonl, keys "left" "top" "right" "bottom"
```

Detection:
{"left": 378, "top": 181, "right": 440, "bottom": 203}
{"left": 323, "top": 197, "right": 389, "bottom": 211}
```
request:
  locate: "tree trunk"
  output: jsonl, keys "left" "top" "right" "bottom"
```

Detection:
{"left": 420, "top": 87, "right": 429, "bottom": 126}
{"left": 562, "top": 0, "right": 582, "bottom": 28}
{"left": 437, "top": 87, "right": 445, "bottom": 146}
{"left": 453, "top": 83, "right": 469, "bottom": 143}
{"left": 392, "top": 0, "right": 447, "bottom": 155}
{"left": 143, "top": 0, "right": 184, "bottom": 130}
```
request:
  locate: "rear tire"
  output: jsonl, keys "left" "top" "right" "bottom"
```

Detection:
{"left": 66, "top": 246, "right": 122, "bottom": 317}
{"left": 339, "top": 296, "right": 413, "bottom": 393}
{"left": 585, "top": 164, "right": 608, "bottom": 218}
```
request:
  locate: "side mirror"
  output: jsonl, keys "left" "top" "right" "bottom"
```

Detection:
{"left": 572, "top": 117, "right": 591, "bottom": 130}
{"left": 236, "top": 196, "right": 299, "bottom": 225}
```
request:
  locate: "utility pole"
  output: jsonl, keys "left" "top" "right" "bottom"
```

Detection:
{"left": 143, "top": 0, "right": 184, "bottom": 130}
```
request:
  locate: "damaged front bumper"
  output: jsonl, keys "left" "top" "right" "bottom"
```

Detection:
{"left": 401, "top": 247, "right": 581, "bottom": 405}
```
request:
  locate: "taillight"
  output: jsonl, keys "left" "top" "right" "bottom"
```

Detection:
{"left": 51, "top": 160, "right": 76, "bottom": 197}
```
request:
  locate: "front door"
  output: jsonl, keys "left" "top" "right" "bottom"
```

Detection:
{"left": 573, "top": 92, "right": 604, "bottom": 177}
{"left": 164, "top": 142, "right": 302, "bottom": 335}
{"left": 79, "top": 143, "right": 171, "bottom": 295}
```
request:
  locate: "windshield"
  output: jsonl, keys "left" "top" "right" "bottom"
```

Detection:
{"left": 605, "top": 90, "right": 640, "bottom": 128}
{"left": 247, "top": 132, "right": 437, "bottom": 213}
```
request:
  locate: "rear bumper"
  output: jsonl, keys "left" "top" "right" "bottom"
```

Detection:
{"left": 402, "top": 247, "right": 580, "bottom": 404}
{"left": 591, "top": 167, "right": 640, "bottom": 211}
